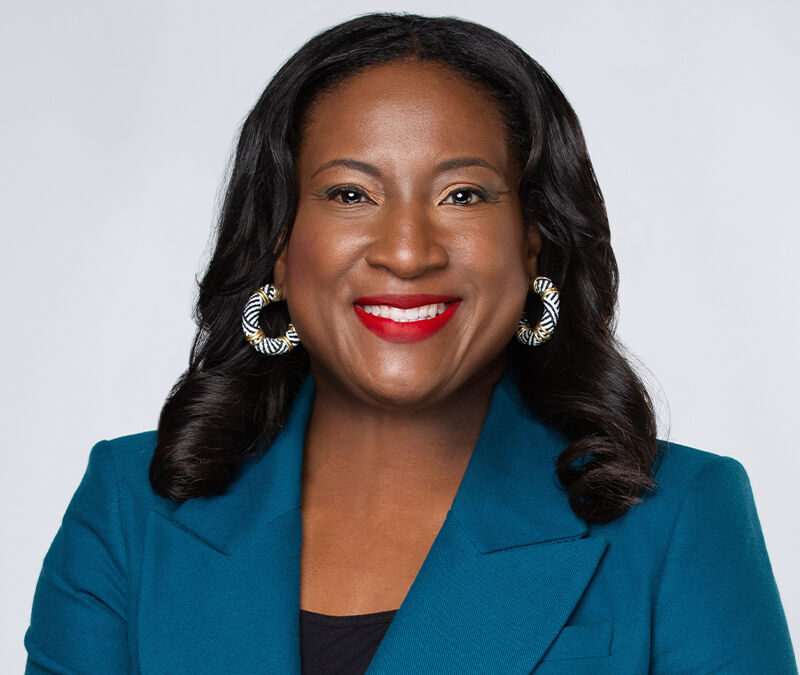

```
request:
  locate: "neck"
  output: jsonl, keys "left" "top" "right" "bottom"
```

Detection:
{"left": 301, "top": 356, "right": 507, "bottom": 514}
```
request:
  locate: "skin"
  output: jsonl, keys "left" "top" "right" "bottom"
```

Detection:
{"left": 273, "top": 59, "right": 541, "bottom": 614}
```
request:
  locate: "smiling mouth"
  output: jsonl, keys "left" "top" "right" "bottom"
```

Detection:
{"left": 354, "top": 301, "right": 455, "bottom": 322}
{"left": 352, "top": 298, "right": 461, "bottom": 343}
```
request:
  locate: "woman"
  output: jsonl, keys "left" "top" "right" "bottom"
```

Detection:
{"left": 25, "top": 12, "right": 795, "bottom": 674}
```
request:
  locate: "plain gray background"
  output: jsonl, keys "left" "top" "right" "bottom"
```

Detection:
{"left": 2, "top": 1, "right": 797, "bottom": 669}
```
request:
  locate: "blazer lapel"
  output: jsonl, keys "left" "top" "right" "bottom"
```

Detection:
{"left": 137, "top": 376, "right": 315, "bottom": 675}
{"left": 365, "top": 371, "right": 608, "bottom": 673}
{"left": 137, "top": 368, "right": 607, "bottom": 674}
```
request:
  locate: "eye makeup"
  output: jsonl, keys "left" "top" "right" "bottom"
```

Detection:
{"left": 314, "top": 183, "right": 500, "bottom": 206}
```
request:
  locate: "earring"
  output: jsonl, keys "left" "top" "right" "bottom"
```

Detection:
{"left": 241, "top": 283, "right": 301, "bottom": 355}
{"left": 516, "top": 276, "right": 560, "bottom": 347}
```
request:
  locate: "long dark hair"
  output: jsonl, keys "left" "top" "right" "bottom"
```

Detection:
{"left": 150, "top": 12, "right": 658, "bottom": 523}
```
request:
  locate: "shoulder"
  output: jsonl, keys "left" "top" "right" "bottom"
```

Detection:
{"left": 653, "top": 438, "right": 748, "bottom": 485}
{"left": 637, "top": 444, "right": 794, "bottom": 668}
{"left": 646, "top": 439, "right": 753, "bottom": 518}
{"left": 590, "top": 439, "right": 757, "bottom": 546}
{"left": 85, "top": 430, "right": 156, "bottom": 484}
{"left": 79, "top": 430, "right": 175, "bottom": 519}
{"left": 102, "top": 429, "right": 159, "bottom": 488}
{"left": 585, "top": 438, "right": 772, "bottom": 610}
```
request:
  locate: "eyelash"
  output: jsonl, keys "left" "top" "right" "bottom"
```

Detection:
{"left": 324, "top": 185, "right": 491, "bottom": 206}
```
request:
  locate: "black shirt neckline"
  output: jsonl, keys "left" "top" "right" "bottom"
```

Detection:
{"left": 299, "top": 608, "right": 399, "bottom": 627}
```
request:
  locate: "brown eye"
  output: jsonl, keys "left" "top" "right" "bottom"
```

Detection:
{"left": 441, "top": 187, "right": 489, "bottom": 206}
{"left": 327, "top": 186, "right": 371, "bottom": 204}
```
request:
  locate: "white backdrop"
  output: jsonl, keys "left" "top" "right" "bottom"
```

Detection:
{"left": 2, "top": 1, "right": 797, "bottom": 669}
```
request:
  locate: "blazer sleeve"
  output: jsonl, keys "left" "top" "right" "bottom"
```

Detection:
{"left": 650, "top": 454, "right": 797, "bottom": 673}
{"left": 25, "top": 440, "right": 130, "bottom": 674}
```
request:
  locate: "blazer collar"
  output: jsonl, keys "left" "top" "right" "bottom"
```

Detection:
{"left": 170, "top": 365, "right": 587, "bottom": 554}
{"left": 142, "top": 367, "right": 606, "bottom": 673}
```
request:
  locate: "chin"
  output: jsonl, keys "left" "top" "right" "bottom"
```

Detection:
{"left": 351, "top": 365, "right": 453, "bottom": 409}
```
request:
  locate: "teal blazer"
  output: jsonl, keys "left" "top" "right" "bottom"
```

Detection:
{"left": 26, "top": 371, "right": 796, "bottom": 673}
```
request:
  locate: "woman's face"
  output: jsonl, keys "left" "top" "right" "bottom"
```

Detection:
{"left": 274, "top": 59, "right": 541, "bottom": 408}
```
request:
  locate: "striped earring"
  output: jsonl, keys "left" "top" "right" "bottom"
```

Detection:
{"left": 241, "top": 283, "right": 301, "bottom": 356}
{"left": 516, "top": 276, "right": 560, "bottom": 347}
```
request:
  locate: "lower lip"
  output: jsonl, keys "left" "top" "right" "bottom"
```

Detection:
{"left": 354, "top": 302, "right": 461, "bottom": 343}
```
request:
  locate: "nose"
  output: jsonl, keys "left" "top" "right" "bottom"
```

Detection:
{"left": 364, "top": 202, "right": 449, "bottom": 279}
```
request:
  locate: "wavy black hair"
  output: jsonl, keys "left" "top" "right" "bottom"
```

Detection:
{"left": 150, "top": 12, "right": 658, "bottom": 523}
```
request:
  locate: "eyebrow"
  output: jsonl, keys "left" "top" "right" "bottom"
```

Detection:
{"left": 310, "top": 156, "right": 504, "bottom": 179}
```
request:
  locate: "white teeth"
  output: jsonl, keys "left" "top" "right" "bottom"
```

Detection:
{"left": 357, "top": 302, "right": 449, "bottom": 321}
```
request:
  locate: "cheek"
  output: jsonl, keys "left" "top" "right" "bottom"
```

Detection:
{"left": 458, "top": 224, "right": 529, "bottom": 293}
{"left": 281, "top": 227, "right": 325, "bottom": 335}
{"left": 281, "top": 223, "right": 361, "bottom": 341}
{"left": 283, "top": 230, "right": 318, "bottom": 288}
{"left": 284, "top": 218, "right": 364, "bottom": 287}
{"left": 283, "top": 223, "right": 344, "bottom": 292}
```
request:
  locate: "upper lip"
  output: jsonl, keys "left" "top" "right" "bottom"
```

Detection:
{"left": 354, "top": 294, "right": 460, "bottom": 309}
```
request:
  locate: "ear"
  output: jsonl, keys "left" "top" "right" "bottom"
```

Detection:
{"left": 525, "top": 222, "right": 543, "bottom": 279}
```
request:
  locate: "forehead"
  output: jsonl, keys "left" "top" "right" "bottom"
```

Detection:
{"left": 298, "top": 59, "right": 513, "bottom": 176}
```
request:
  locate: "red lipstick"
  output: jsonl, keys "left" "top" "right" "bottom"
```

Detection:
{"left": 353, "top": 294, "right": 461, "bottom": 343}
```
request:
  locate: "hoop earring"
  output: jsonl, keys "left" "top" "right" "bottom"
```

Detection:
{"left": 241, "top": 283, "right": 301, "bottom": 356}
{"left": 516, "top": 276, "right": 560, "bottom": 347}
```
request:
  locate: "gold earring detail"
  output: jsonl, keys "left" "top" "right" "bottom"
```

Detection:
{"left": 241, "top": 283, "right": 301, "bottom": 356}
{"left": 516, "top": 276, "right": 560, "bottom": 347}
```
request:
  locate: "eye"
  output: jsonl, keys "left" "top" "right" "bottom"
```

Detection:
{"left": 325, "top": 186, "right": 372, "bottom": 205}
{"left": 441, "top": 187, "right": 490, "bottom": 206}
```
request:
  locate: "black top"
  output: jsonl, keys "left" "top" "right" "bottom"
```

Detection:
{"left": 300, "top": 608, "right": 399, "bottom": 675}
